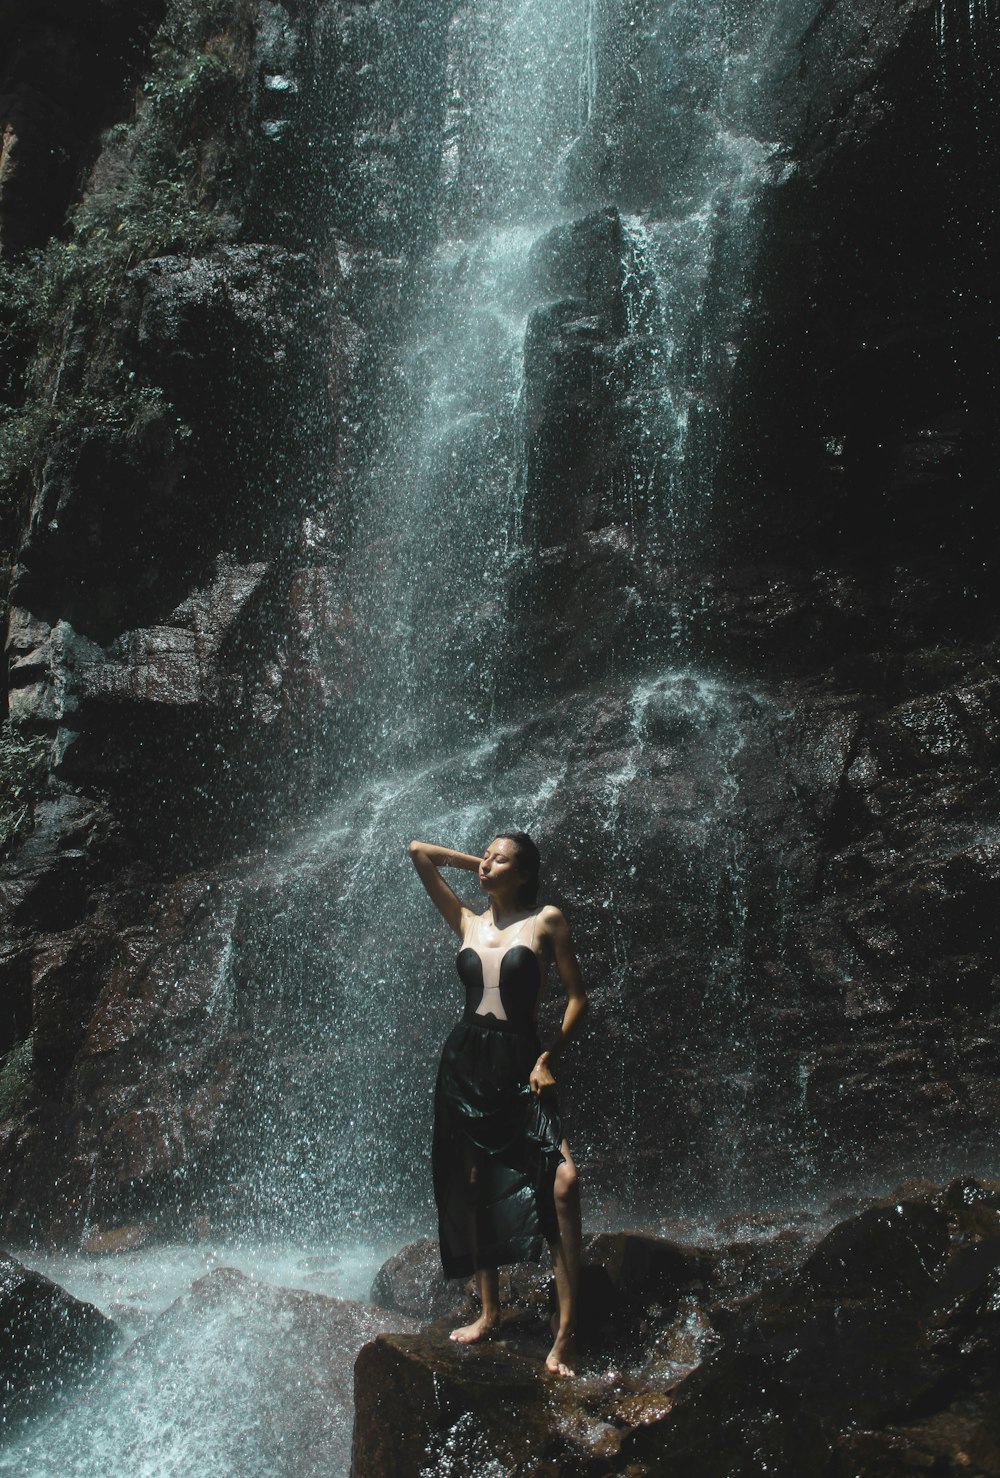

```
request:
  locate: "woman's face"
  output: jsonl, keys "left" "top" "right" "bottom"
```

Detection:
{"left": 478, "top": 837, "right": 524, "bottom": 896}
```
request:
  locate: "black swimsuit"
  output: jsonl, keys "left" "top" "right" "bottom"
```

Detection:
{"left": 456, "top": 942, "right": 542, "bottom": 1032}
{"left": 432, "top": 916, "right": 564, "bottom": 1278}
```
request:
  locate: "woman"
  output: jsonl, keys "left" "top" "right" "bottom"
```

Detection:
{"left": 408, "top": 832, "right": 588, "bottom": 1377}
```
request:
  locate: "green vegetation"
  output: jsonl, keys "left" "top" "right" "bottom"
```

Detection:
{"left": 0, "top": 1037, "right": 33, "bottom": 1121}
{"left": 0, "top": 1, "right": 255, "bottom": 849}
{"left": 0, "top": 0, "right": 250, "bottom": 538}
{"left": 155, "top": 0, "right": 250, "bottom": 59}
{"left": 0, "top": 720, "right": 50, "bottom": 853}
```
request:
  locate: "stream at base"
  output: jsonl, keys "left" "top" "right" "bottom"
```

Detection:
{"left": 1, "top": 1241, "right": 396, "bottom": 1478}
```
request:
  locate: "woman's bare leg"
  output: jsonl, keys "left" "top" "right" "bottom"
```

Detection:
{"left": 450, "top": 1151, "right": 500, "bottom": 1342}
{"left": 547, "top": 1141, "right": 580, "bottom": 1376}
{"left": 450, "top": 1265, "right": 500, "bottom": 1343}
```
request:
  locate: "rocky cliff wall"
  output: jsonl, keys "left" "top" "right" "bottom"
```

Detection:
{"left": 0, "top": 0, "right": 998, "bottom": 1242}
{"left": 0, "top": 0, "right": 436, "bottom": 1234}
{"left": 715, "top": 0, "right": 1000, "bottom": 1183}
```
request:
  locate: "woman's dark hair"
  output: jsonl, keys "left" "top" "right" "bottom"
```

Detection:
{"left": 496, "top": 830, "right": 540, "bottom": 906}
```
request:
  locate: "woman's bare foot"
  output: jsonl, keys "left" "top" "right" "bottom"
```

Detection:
{"left": 450, "top": 1312, "right": 499, "bottom": 1345}
{"left": 545, "top": 1329, "right": 576, "bottom": 1377}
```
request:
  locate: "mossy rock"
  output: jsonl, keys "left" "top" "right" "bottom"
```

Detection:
{"left": 0, "top": 723, "right": 50, "bottom": 855}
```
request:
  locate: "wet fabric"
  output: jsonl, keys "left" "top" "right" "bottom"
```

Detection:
{"left": 433, "top": 924, "right": 564, "bottom": 1278}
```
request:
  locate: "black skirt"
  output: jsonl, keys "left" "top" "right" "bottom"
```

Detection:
{"left": 433, "top": 1014, "right": 564, "bottom": 1278}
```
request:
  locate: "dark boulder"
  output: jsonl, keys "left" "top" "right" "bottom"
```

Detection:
{"left": 354, "top": 1229, "right": 731, "bottom": 1475}
{"left": 625, "top": 1182, "right": 1000, "bottom": 1476}
{"left": 0, "top": 1250, "right": 117, "bottom": 1428}
{"left": 369, "top": 1230, "right": 713, "bottom": 1345}
{"left": 794, "top": 1200, "right": 951, "bottom": 1301}
{"left": 354, "top": 1184, "right": 1000, "bottom": 1476}
{"left": 370, "top": 1238, "right": 553, "bottom": 1328}
{"left": 575, "top": 1231, "right": 712, "bottom": 1344}
{"left": 352, "top": 1330, "right": 592, "bottom": 1478}
{"left": 369, "top": 1236, "right": 464, "bottom": 1324}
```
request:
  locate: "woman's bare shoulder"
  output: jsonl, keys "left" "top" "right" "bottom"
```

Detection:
{"left": 536, "top": 904, "right": 570, "bottom": 934}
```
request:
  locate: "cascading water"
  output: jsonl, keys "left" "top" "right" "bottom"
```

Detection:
{"left": 214, "top": 0, "right": 623, "bottom": 1243}
{"left": 272, "top": 0, "right": 811, "bottom": 1243}
{"left": 213, "top": 0, "right": 816, "bottom": 1239}
{"left": 342, "top": 224, "right": 542, "bottom": 767}
{"left": 617, "top": 116, "right": 774, "bottom": 595}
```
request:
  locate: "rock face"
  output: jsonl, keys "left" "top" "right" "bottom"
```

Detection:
{"left": 355, "top": 1181, "right": 1000, "bottom": 1476}
{"left": 0, "top": 1250, "right": 117, "bottom": 1428}
{"left": 0, "top": 0, "right": 408, "bottom": 1236}
{"left": 0, "top": 1, "right": 165, "bottom": 255}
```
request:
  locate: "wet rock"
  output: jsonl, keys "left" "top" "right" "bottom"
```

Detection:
{"left": 623, "top": 1183, "right": 1000, "bottom": 1476}
{"left": 523, "top": 296, "right": 619, "bottom": 548}
{"left": 76, "top": 558, "right": 268, "bottom": 713}
{"left": 794, "top": 1200, "right": 950, "bottom": 1301}
{"left": 355, "top": 1185, "right": 1000, "bottom": 1475}
{"left": 371, "top": 1231, "right": 712, "bottom": 1347}
{"left": 518, "top": 209, "right": 631, "bottom": 552}
{"left": 778, "top": 701, "right": 861, "bottom": 821}
{"left": 10, "top": 238, "right": 335, "bottom": 651}
{"left": 30, "top": 934, "right": 97, "bottom": 1088}
{"left": 705, "top": 1225, "right": 818, "bottom": 1324}
{"left": 355, "top": 1231, "right": 725, "bottom": 1474}
{"left": 576, "top": 1231, "right": 712, "bottom": 1343}
{"left": 835, "top": 1414, "right": 1000, "bottom": 1478}
{"left": 530, "top": 208, "right": 628, "bottom": 334}
{"left": 0, "top": 1251, "right": 117, "bottom": 1428}
{"left": 370, "top": 1236, "right": 463, "bottom": 1323}
{"left": 5, "top": 616, "right": 104, "bottom": 726}
{"left": 352, "top": 1328, "right": 596, "bottom": 1477}
{"left": 61, "top": 879, "right": 245, "bottom": 1222}
{"left": 0, "top": 943, "right": 32, "bottom": 1056}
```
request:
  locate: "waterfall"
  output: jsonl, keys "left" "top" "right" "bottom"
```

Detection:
{"left": 579, "top": 0, "right": 598, "bottom": 126}
{"left": 181, "top": 0, "right": 821, "bottom": 1247}
{"left": 342, "top": 224, "right": 543, "bottom": 772}
{"left": 204, "top": 0, "right": 813, "bottom": 1241}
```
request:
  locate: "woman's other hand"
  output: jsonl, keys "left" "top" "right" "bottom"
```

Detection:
{"left": 530, "top": 1052, "right": 556, "bottom": 1095}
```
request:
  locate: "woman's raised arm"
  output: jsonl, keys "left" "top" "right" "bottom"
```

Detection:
{"left": 408, "top": 840, "right": 482, "bottom": 936}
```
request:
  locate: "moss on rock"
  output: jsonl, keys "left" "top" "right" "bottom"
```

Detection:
{"left": 0, "top": 721, "right": 49, "bottom": 853}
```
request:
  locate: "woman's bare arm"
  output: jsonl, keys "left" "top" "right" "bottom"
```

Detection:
{"left": 530, "top": 906, "right": 588, "bottom": 1094}
{"left": 408, "top": 840, "right": 482, "bottom": 936}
